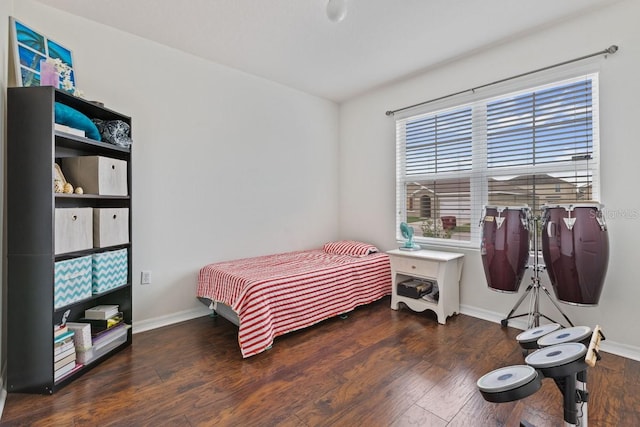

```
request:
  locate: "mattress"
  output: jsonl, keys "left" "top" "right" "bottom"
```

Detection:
{"left": 197, "top": 249, "right": 392, "bottom": 357}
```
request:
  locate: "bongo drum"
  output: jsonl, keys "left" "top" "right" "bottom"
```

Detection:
{"left": 536, "top": 326, "right": 592, "bottom": 348}
{"left": 516, "top": 323, "right": 562, "bottom": 350}
{"left": 541, "top": 203, "right": 609, "bottom": 306}
{"left": 481, "top": 205, "right": 531, "bottom": 293}
{"left": 525, "top": 342, "right": 587, "bottom": 379}
{"left": 477, "top": 365, "right": 542, "bottom": 403}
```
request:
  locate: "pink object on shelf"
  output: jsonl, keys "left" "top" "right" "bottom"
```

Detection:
{"left": 40, "top": 59, "right": 59, "bottom": 88}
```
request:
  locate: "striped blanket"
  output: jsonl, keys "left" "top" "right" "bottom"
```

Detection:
{"left": 197, "top": 249, "right": 392, "bottom": 357}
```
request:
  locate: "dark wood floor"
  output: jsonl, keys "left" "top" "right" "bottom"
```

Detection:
{"left": 2, "top": 297, "right": 639, "bottom": 426}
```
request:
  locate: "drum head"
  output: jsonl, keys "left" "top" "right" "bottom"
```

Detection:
{"left": 537, "top": 326, "right": 592, "bottom": 347}
{"left": 477, "top": 365, "right": 537, "bottom": 393}
{"left": 542, "top": 203, "right": 603, "bottom": 210}
{"left": 525, "top": 343, "right": 587, "bottom": 369}
{"left": 477, "top": 365, "right": 541, "bottom": 403}
{"left": 485, "top": 205, "right": 530, "bottom": 212}
{"left": 516, "top": 323, "right": 562, "bottom": 347}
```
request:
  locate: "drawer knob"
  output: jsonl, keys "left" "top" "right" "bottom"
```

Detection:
{"left": 72, "top": 215, "right": 77, "bottom": 221}
{"left": 411, "top": 265, "right": 416, "bottom": 269}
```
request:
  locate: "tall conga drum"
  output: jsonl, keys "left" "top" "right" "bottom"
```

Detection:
{"left": 481, "top": 205, "right": 531, "bottom": 293}
{"left": 541, "top": 203, "right": 609, "bottom": 306}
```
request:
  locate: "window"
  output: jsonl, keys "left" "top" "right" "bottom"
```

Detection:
{"left": 395, "top": 74, "right": 599, "bottom": 247}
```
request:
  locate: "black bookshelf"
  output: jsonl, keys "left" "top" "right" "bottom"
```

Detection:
{"left": 6, "top": 86, "right": 133, "bottom": 394}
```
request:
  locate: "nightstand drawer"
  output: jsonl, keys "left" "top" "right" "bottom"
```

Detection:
{"left": 390, "top": 256, "right": 440, "bottom": 277}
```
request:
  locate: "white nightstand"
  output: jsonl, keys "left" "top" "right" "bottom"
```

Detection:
{"left": 387, "top": 249, "right": 464, "bottom": 324}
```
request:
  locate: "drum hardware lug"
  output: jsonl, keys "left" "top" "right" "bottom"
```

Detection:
{"left": 563, "top": 217, "right": 576, "bottom": 230}
{"left": 596, "top": 214, "right": 607, "bottom": 231}
{"left": 496, "top": 216, "right": 505, "bottom": 229}
{"left": 547, "top": 221, "right": 555, "bottom": 237}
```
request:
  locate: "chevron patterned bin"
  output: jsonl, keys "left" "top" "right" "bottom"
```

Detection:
{"left": 54, "top": 256, "right": 92, "bottom": 309}
{"left": 92, "top": 249, "right": 128, "bottom": 294}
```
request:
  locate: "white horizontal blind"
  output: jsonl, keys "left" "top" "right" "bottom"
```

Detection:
{"left": 405, "top": 107, "right": 473, "bottom": 174}
{"left": 396, "top": 74, "right": 599, "bottom": 247}
{"left": 487, "top": 80, "right": 592, "bottom": 168}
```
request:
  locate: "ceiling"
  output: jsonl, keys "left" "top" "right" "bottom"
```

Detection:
{"left": 34, "top": 0, "right": 616, "bottom": 102}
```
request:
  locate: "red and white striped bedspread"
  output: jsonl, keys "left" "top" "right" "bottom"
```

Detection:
{"left": 197, "top": 249, "right": 392, "bottom": 357}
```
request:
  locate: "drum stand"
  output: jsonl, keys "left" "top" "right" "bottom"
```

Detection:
{"left": 542, "top": 326, "right": 605, "bottom": 427}
{"left": 500, "top": 216, "right": 574, "bottom": 329}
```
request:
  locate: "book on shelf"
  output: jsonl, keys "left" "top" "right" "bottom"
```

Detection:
{"left": 82, "top": 312, "right": 124, "bottom": 335}
{"left": 54, "top": 123, "right": 86, "bottom": 137}
{"left": 54, "top": 353, "right": 76, "bottom": 371}
{"left": 54, "top": 361, "right": 76, "bottom": 381}
{"left": 54, "top": 338, "right": 75, "bottom": 356}
{"left": 54, "top": 324, "right": 68, "bottom": 338}
{"left": 84, "top": 305, "right": 120, "bottom": 320}
{"left": 54, "top": 346, "right": 75, "bottom": 362}
{"left": 54, "top": 330, "right": 75, "bottom": 344}
{"left": 54, "top": 362, "right": 82, "bottom": 382}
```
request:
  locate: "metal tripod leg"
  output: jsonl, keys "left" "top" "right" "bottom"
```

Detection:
{"left": 539, "top": 283, "right": 575, "bottom": 327}
{"left": 501, "top": 278, "right": 574, "bottom": 328}
{"left": 496, "top": 214, "right": 574, "bottom": 329}
{"left": 500, "top": 282, "right": 534, "bottom": 327}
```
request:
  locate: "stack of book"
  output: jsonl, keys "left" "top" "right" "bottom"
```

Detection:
{"left": 53, "top": 324, "right": 78, "bottom": 381}
{"left": 54, "top": 123, "right": 86, "bottom": 137}
{"left": 77, "top": 305, "right": 128, "bottom": 362}
{"left": 82, "top": 305, "right": 123, "bottom": 334}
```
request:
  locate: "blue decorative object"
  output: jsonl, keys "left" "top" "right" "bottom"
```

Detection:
{"left": 10, "top": 17, "right": 77, "bottom": 90}
{"left": 399, "top": 222, "right": 421, "bottom": 251}
{"left": 54, "top": 102, "right": 101, "bottom": 141}
{"left": 54, "top": 256, "right": 92, "bottom": 309}
{"left": 92, "top": 249, "right": 128, "bottom": 294}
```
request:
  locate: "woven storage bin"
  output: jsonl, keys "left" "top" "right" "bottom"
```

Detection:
{"left": 93, "top": 208, "right": 129, "bottom": 248}
{"left": 92, "top": 249, "right": 128, "bottom": 294}
{"left": 55, "top": 208, "right": 93, "bottom": 254}
{"left": 54, "top": 256, "right": 92, "bottom": 309}
{"left": 62, "top": 156, "right": 128, "bottom": 196}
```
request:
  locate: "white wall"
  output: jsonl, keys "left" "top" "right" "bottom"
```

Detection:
{"left": 340, "top": 0, "right": 640, "bottom": 356}
{"left": 10, "top": 1, "right": 340, "bottom": 328}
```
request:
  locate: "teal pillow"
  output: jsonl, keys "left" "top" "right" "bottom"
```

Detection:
{"left": 54, "top": 102, "right": 101, "bottom": 141}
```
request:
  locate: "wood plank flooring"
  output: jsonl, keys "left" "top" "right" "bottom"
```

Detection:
{"left": 2, "top": 296, "right": 639, "bottom": 426}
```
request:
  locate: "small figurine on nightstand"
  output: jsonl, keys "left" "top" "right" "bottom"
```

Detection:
{"left": 399, "top": 222, "right": 421, "bottom": 251}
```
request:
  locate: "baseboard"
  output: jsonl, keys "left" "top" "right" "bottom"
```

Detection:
{"left": 459, "top": 304, "right": 640, "bottom": 362}
{"left": 132, "top": 306, "right": 211, "bottom": 335}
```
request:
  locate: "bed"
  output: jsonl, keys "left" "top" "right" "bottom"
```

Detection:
{"left": 197, "top": 241, "right": 392, "bottom": 358}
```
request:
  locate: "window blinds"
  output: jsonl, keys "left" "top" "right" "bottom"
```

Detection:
{"left": 396, "top": 74, "right": 599, "bottom": 246}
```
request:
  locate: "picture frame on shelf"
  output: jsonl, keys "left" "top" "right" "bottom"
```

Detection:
{"left": 9, "top": 17, "right": 77, "bottom": 90}
{"left": 54, "top": 163, "right": 67, "bottom": 184}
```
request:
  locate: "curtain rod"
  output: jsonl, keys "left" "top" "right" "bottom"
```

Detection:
{"left": 385, "top": 44, "right": 619, "bottom": 116}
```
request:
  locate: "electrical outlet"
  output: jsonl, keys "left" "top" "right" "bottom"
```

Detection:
{"left": 141, "top": 270, "right": 152, "bottom": 285}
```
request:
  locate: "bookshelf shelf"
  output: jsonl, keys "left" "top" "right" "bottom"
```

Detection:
{"left": 6, "top": 86, "right": 133, "bottom": 394}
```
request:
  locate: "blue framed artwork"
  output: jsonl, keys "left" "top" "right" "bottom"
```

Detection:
{"left": 9, "top": 17, "right": 76, "bottom": 89}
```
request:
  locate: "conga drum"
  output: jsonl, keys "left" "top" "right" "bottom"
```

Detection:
{"left": 516, "top": 323, "right": 562, "bottom": 350}
{"left": 477, "top": 365, "right": 542, "bottom": 403}
{"left": 541, "top": 203, "right": 609, "bottom": 305}
{"left": 536, "top": 326, "right": 592, "bottom": 348}
{"left": 525, "top": 342, "right": 588, "bottom": 379}
{"left": 481, "top": 205, "right": 531, "bottom": 293}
